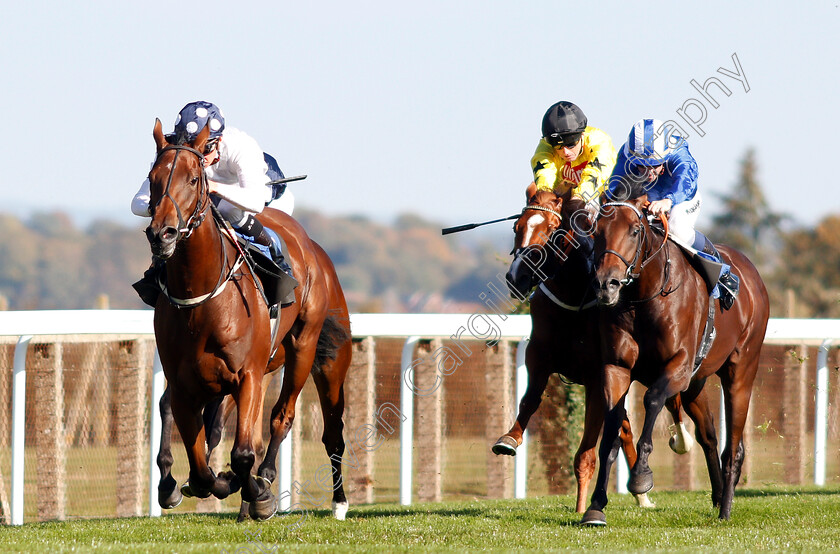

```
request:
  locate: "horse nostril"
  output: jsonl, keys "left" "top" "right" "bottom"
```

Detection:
{"left": 161, "top": 227, "right": 178, "bottom": 242}
{"left": 607, "top": 278, "right": 621, "bottom": 291}
{"left": 146, "top": 225, "right": 178, "bottom": 244}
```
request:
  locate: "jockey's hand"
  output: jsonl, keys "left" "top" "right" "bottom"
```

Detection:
{"left": 207, "top": 180, "right": 218, "bottom": 194}
{"left": 647, "top": 198, "right": 673, "bottom": 218}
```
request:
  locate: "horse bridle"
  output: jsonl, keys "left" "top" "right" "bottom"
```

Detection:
{"left": 153, "top": 144, "right": 210, "bottom": 239}
{"left": 512, "top": 204, "right": 565, "bottom": 254}
{"left": 152, "top": 144, "right": 247, "bottom": 308}
{"left": 598, "top": 201, "right": 669, "bottom": 287}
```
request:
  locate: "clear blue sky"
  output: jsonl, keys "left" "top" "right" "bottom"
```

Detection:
{"left": 2, "top": 1, "right": 837, "bottom": 231}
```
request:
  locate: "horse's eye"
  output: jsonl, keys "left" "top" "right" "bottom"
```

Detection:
{"left": 631, "top": 226, "right": 641, "bottom": 237}
{"left": 190, "top": 177, "right": 199, "bottom": 187}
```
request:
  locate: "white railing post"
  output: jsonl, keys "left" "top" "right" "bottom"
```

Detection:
{"left": 148, "top": 349, "right": 164, "bottom": 517}
{"left": 399, "top": 336, "right": 420, "bottom": 506}
{"left": 11, "top": 335, "right": 32, "bottom": 526}
{"left": 616, "top": 446, "right": 629, "bottom": 494}
{"left": 514, "top": 338, "right": 528, "bottom": 499}
{"left": 814, "top": 339, "right": 832, "bottom": 486}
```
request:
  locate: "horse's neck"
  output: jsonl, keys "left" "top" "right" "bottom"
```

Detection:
{"left": 545, "top": 239, "right": 594, "bottom": 302}
{"left": 165, "top": 220, "right": 229, "bottom": 296}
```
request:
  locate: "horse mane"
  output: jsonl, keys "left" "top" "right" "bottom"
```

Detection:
{"left": 603, "top": 172, "right": 650, "bottom": 204}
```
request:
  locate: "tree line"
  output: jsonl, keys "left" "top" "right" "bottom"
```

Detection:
{"left": 0, "top": 148, "right": 836, "bottom": 316}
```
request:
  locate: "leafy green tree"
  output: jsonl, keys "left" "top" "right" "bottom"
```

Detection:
{"left": 774, "top": 215, "right": 840, "bottom": 317}
{"left": 709, "top": 148, "right": 787, "bottom": 273}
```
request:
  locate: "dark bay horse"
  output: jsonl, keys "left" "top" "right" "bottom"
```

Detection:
{"left": 583, "top": 189, "right": 769, "bottom": 525}
{"left": 493, "top": 183, "right": 691, "bottom": 513}
{"left": 145, "top": 119, "right": 352, "bottom": 521}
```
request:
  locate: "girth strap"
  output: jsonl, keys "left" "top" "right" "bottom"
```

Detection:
{"left": 692, "top": 301, "right": 716, "bottom": 377}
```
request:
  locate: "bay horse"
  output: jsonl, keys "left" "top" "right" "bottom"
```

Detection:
{"left": 144, "top": 119, "right": 352, "bottom": 521}
{"left": 582, "top": 185, "right": 769, "bottom": 525}
{"left": 493, "top": 183, "right": 692, "bottom": 513}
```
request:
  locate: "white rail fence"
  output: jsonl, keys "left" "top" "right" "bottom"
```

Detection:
{"left": 0, "top": 310, "right": 838, "bottom": 525}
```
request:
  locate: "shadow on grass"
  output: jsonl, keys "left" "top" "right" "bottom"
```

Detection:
{"left": 735, "top": 486, "right": 840, "bottom": 498}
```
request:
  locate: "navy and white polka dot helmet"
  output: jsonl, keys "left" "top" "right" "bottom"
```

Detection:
{"left": 173, "top": 101, "right": 225, "bottom": 142}
{"left": 624, "top": 118, "right": 682, "bottom": 166}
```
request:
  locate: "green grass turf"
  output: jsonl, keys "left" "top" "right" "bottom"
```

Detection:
{"left": 1, "top": 485, "right": 839, "bottom": 552}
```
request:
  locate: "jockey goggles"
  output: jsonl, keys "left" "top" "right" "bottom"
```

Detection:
{"left": 546, "top": 132, "right": 582, "bottom": 148}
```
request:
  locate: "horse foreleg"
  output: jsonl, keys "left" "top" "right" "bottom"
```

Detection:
{"left": 581, "top": 365, "right": 631, "bottom": 526}
{"left": 156, "top": 386, "right": 183, "bottom": 509}
{"left": 236, "top": 373, "right": 272, "bottom": 522}
{"left": 203, "top": 396, "right": 227, "bottom": 463}
{"left": 492, "top": 353, "right": 550, "bottom": 457}
{"left": 170, "top": 393, "right": 239, "bottom": 501}
{"left": 229, "top": 372, "right": 275, "bottom": 520}
{"left": 574, "top": 386, "right": 607, "bottom": 513}
{"left": 627, "top": 366, "right": 687, "bottom": 496}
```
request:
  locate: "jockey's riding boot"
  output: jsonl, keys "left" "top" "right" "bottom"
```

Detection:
{"left": 132, "top": 261, "right": 164, "bottom": 307}
{"left": 254, "top": 226, "right": 298, "bottom": 307}
{"left": 694, "top": 232, "right": 740, "bottom": 310}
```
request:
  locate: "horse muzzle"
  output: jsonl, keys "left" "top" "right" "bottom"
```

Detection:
{"left": 595, "top": 271, "right": 623, "bottom": 307}
{"left": 145, "top": 224, "right": 178, "bottom": 260}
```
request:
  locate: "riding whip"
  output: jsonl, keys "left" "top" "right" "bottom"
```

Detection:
{"left": 441, "top": 214, "right": 519, "bottom": 235}
{"left": 267, "top": 174, "right": 307, "bottom": 186}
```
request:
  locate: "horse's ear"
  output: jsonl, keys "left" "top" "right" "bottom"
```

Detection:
{"left": 153, "top": 118, "right": 168, "bottom": 153}
{"left": 193, "top": 123, "right": 211, "bottom": 154}
{"left": 525, "top": 181, "right": 538, "bottom": 203}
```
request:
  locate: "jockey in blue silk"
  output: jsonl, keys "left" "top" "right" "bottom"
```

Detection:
{"left": 606, "top": 118, "right": 740, "bottom": 309}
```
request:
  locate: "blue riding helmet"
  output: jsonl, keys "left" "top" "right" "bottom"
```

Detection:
{"left": 174, "top": 101, "right": 225, "bottom": 142}
{"left": 623, "top": 118, "right": 683, "bottom": 167}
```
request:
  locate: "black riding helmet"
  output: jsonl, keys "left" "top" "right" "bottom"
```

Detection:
{"left": 541, "top": 101, "right": 587, "bottom": 148}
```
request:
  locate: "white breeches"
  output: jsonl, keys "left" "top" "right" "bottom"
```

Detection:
{"left": 667, "top": 192, "right": 701, "bottom": 245}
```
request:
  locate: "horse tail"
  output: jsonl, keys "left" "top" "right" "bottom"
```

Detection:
{"left": 312, "top": 314, "right": 351, "bottom": 374}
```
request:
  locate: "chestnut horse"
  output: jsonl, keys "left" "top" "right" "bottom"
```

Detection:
{"left": 145, "top": 119, "right": 352, "bottom": 521}
{"left": 494, "top": 184, "right": 692, "bottom": 513}
{"left": 582, "top": 187, "right": 769, "bottom": 525}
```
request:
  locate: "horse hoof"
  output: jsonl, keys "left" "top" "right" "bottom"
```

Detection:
{"left": 633, "top": 492, "right": 656, "bottom": 508}
{"left": 249, "top": 491, "right": 277, "bottom": 521}
{"left": 668, "top": 423, "right": 695, "bottom": 454}
{"left": 580, "top": 509, "right": 607, "bottom": 526}
{"left": 628, "top": 471, "right": 654, "bottom": 495}
{"left": 492, "top": 436, "right": 518, "bottom": 456}
{"left": 219, "top": 470, "right": 242, "bottom": 494}
{"left": 332, "top": 501, "right": 349, "bottom": 521}
{"left": 180, "top": 480, "right": 212, "bottom": 499}
{"left": 159, "top": 488, "right": 183, "bottom": 509}
{"left": 237, "top": 501, "right": 250, "bottom": 523}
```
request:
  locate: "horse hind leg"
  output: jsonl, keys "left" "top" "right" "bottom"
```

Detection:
{"left": 719, "top": 372, "right": 755, "bottom": 520}
{"left": 666, "top": 394, "right": 695, "bottom": 455}
{"left": 680, "top": 381, "right": 723, "bottom": 508}
{"left": 310, "top": 320, "right": 352, "bottom": 520}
